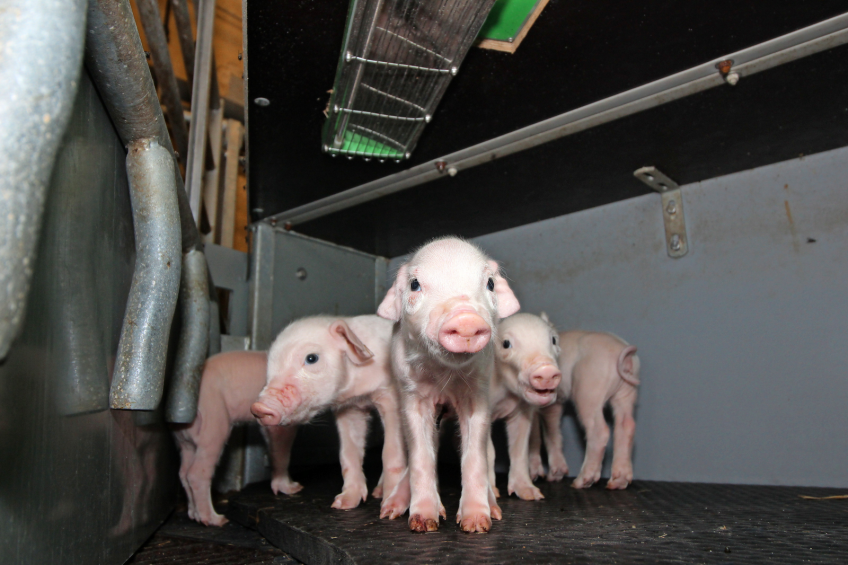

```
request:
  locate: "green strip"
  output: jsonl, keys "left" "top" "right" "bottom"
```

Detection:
{"left": 337, "top": 130, "right": 404, "bottom": 158}
{"left": 477, "top": 0, "right": 540, "bottom": 42}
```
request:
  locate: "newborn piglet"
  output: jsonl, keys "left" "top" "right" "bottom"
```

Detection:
{"left": 531, "top": 327, "right": 640, "bottom": 490}
{"left": 378, "top": 237, "right": 520, "bottom": 533}
{"left": 489, "top": 313, "right": 562, "bottom": 501}
{"left": 173, "top": 351, "right": 300, "bottom": 527}
{"left": 251, "top": 315, "right": 408, "bottom": 518}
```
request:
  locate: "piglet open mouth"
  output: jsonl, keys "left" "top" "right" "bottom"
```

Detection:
{"left": 525, "top": 386, "right": 558, "bottom": 406}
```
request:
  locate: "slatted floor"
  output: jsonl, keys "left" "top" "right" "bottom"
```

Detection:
{"left": 225, "top": 465, "right": 848, "bottom": 565}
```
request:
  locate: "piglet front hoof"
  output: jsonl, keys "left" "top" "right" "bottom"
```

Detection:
{"left": 271, "top": 476, "right": 304, "bottom": 496}
{"left": 571, "top": 473, "right": 599, "bottom": 489}
{"left": 606, "top": 470, "right": 632, "bottom": 490}
{"left": 546, "top": 460, "right": 569, "bottom": 482}
{"left": 409, "top": 514, "right": 440, "bottom": 532}
{"left": 332, "top": 487, "right": 368, "bottom": 510}
{"left": 509, "top": 482, "right": 545, "bottom": 501}
{"left": 458, "top": 512, "right": 492, "bottom": 534}
{"left": 491, "top": 485, "right": 501, "bottom": 498}
{"left": 199, "top": 513, "right": 229, "bottom": 527}
{"left": 529, "top": 456, "right": 546, "bottom": 481}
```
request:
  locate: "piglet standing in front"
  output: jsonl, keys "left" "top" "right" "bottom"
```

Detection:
{"left": 530, "top": 327, "right": 640, "bottom": 490}
{"left": 173, "top": 350, "right": 300, "bottom": 527}
{"left": 489, "top": 313, "right": 562, "bottom": 501}
{"left": 251, "top": 315, "right": 408, "bottom": 519}
{"left": 378, "top": 237, "right": 520, "bottom": 533}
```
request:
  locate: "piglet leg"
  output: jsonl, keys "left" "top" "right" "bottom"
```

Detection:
{"left": 186, "top": 442, "right": 228, "bottom": 526}
{"left": 572, "top": 407, "right": 609, "bottom": 490}
{"left": 528, "top": 412, "right": 545, "bottom": 481}
{"left": 262, "top": 424, "right": 302, "bottom": 495}
{"left": 541, "top": 403, "right": 569, "bottom": 481}
{"left": 487, "top": 435, "right": 500, "bottom": 498}
{"left": 405, "top": 396, "right": 445, "bottom": 532}
{"left": 332, "top": 407, "right": 371, "bottom": 509}
{"left": 375, "top": 392, "right": 410, "bottom": 519}
{"left": 456, "top": 400, "right": 497, "bottom": 533}
{"left": 607, "top": 387, "right": 637, "bottom": 490}
{"left": 506, "top": 408, "right": 544, "bottom": 501}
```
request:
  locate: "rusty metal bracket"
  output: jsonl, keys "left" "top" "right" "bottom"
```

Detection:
{"left": 634, "top": 166, "right": 689, "bottom": 259}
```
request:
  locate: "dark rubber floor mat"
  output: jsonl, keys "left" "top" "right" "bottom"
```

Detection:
{"left": 228, "top": 466, "right": 848, "bottom": 564}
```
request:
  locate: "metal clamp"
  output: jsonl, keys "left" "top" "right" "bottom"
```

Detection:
{"left": 634, "top": 167, "right": 689, "bottom": 258}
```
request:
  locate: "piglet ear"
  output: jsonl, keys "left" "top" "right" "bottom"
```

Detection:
{"left": 330, "top": 320, "right": 374, "bottom": 365}
{"left": 539, "top": 311, "right": 550, "bottom": 323}
{"left": 377, "top": 265, "right": 407, "bottom": 322}
{"left": 488, "top": 261, "right": 520, "bottom": 319}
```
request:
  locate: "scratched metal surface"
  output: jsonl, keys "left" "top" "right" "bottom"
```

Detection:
{"left": 229, "top": 465, "right": 848, "bottom": 564}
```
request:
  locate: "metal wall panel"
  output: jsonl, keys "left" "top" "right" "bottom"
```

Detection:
{"left": 0, "top": 73, "right": 179, "bottom": 564}
{"left": 388, "top": 146, "right": 848, "bottom": 488}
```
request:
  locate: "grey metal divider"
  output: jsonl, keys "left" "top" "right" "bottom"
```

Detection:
{"left": 0, "top": 0, "right": 88, "bottom": 360}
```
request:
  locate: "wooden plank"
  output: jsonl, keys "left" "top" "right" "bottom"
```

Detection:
{"left": 220, "top": 119, "right": 244, "bottom": 248}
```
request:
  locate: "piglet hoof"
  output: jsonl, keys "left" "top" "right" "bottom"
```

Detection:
{"left": 371, "top": 484, "right": 384, "bottom": 499}
{"left": 492, "top": 486, "right": 501, "bottom": 498}
{"left": 458, "top": 512, "right": 492, "bottom": 534}
{"left": 409, "top": 514, "right": 440, "bottom": 532}
{"left": 331, "top": 487, "right": 367, "bottom": 510}
{"left": 490, "top": 501, "right": 503, "bottom": 521}
{"left": 271, "top": 477, "right": 304, "bottom": 496}
{"left": 509, "top": 482, "right": 545, "bottom": 501}
{"left": 546, "top": 461, "right": 568, "bottom": 482}
{"left": 380, "top": 491, "right": 410, "bottom": 520}
{"left": 606, "top": 472, "right": 632, "bottom": 490}
{"left": 571, "top": 473, "right": 599, "bottom": 489}
{"left": 199, "top": 513, "right": 229, "bottom": 527}
{"left": 529, "top": 457, "right": 546, "bottom": 481}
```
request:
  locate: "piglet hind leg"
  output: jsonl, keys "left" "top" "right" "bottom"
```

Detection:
{"left": 261, "top": 424, "right": 302, "bottom": 495}
{"left": 487, "top": 435, "right": 500, "bottom": 498}
{"left": 571, "top": 407, "right": 609, "bottom": 490}
{"left": 606, "top": 387, "right": 637, "bottom": 490}
{"left": 405, "top": 397, "right": 445, "bottom": 532}
{"left": 185, "top": 443, "right": 229, "bottom": 526}
{"left": 374, "top": 394, "right": 410, "bottom": 519}
{"left": 332, "top": 407, "right": 371, "bottom": 510}
{"left": 457, "top": 405, "right": 495, "bottom": 533}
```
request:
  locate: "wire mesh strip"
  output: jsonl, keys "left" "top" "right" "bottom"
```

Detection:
{"left": 375, "top": 26, "right": 453, "bottom": 64}
{"left": 349, "top": 124, "right": 405, "bottom": 149}
{"left": 338, "top": 108, "right": 429, "bottom": 121}
{"left": 361, "top": 83, "right": 429, "bottom": 115}
{"left": 346, "top": 55, "right": 456, "bottom": 74}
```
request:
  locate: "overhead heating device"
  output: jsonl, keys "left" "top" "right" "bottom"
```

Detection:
{"left": 322, "top": 0, "right": 497, "bottom": 161}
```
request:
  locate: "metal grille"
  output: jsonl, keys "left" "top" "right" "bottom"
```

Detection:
{"left": 322, "top": 0, "right": 496, "bottom": 161}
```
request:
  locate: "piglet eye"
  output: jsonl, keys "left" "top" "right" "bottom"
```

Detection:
{"left": 487, "top": 277, "right": 495, "bottom": 292}
{"left": 410, "top": 278, "right": 421, "bottom": 291}
{"left": 502, "top": 340, "right": 511, "bottom": 349}
{"left": 305, "top": 353, "right": 319, "bottom": 364}
{"left": 552, "top": 336, "right": 557, "bottom": 346}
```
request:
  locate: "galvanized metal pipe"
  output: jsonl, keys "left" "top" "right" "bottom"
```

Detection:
{"left": 165, "top": 249, "right": 210, "bottom": 422}
{"left": 0, "top": 0, "right": 87, "bottom": 360}
{"left": 137, "top": 0, "right": 190, "bottom": 162}
{"left": 111, "top": 139, "right": 182, "bottom": 410}
{"left": 170, "top": 0, "right": 196, "bottom": 89}
{"left": 86, "top": 0, "right": 209, "bottom": 414}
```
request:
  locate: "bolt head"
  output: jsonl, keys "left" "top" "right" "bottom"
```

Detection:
{"left": 345, "top": 51, "right": 353, "bottom": 63}
{"left": 670, "top": 234, "right": 682, "bottom": 251}
{"left": 450, "top": 66, "right": 458, "bottom": 76}
{"left": 725, "top": 72, "right": 740, "bottom": 86}
{"left": 296, "top": 267, "right": 308, "bottom": 280}
{"left": 448, "top": 167, "right": 458, "bottom": 177}
{"left": 425, "top": 114, "right": 431, "bottom": 123}
{"left": 666, "top": 200, "right": 677, "bottom": 215}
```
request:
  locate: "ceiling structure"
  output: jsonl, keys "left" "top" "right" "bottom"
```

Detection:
{"left": 245, "top": 0, "right": 848, "bottom": 256}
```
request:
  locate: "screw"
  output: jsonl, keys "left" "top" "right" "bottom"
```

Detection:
{"left": 238, "top": 156, "right": 246, "bottom": 167}
{"left": 434, "top": 160, "right": 447, "bottom": 173}
{"left": 658, "top": 183, "right": 668, "bottom": 191}
{"left": 238, "top": 52, "right": 243, "bottom": 60}
{"left": 269, "top": 218, "right": 277, "bottom": 227}
{"left": 725, "top": 72, "right": 740, "bottom": 86}
{"left": 254, "top": 97, "right": 270, "bottom": 106}
{"left": 284, "top": 222, "right": 293, "bottom": 231}
{"left": 450, "top": 66, "right": 458, "bottom": 76}
{"left": 670, "top": 234, "right": 682, "bottom": 251}
{"left": 144, "top": 51, "right": 151, "bottom": 59}
{"left": 666, "top": 199, "right": 677, "bottom": 215}
{"left": 508, "top": 37, "right": 514, "bottom": 43}
{"left": 296, "top": 267, "right": 307, "bottom": 280}
{"left": 645, "top": 174, "right": 655, "bottom": 181}
{"left": 425, "top": 114, "right": 431, "bottom": 123}
{"left": 345, "top": 51, "right": 353, "bottom": 63}
{"left": 363, "top": 158, "right": 371, "bottom": 162}
{"left": 405, "top": 152, "right": 411, "bottom": 159}
{"left": 715, "top": 59, "right": 734, "bottom": 75}
{"left": 448, "top": 167, "right": 458, "bottom": 177}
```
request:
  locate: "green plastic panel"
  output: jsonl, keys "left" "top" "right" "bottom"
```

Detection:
{"left": 477, "top": 0, "right": 541, "bottom": 41}
{"left": 332, "top": 130, "right": 405, "bottom": 159}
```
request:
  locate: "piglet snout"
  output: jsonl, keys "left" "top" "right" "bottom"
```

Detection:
{"left": 530, "top": 364, "right": 561, "bottom": 391}
{"left": 438, "top": 312, "right": 491, "bottom": 353}
{"left": 251, "top": 401, "right": 282, "bottom": 426}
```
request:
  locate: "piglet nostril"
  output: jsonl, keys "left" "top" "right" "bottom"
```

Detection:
{"left": 439, "top": 312, "right": 491, "bottom": 353}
